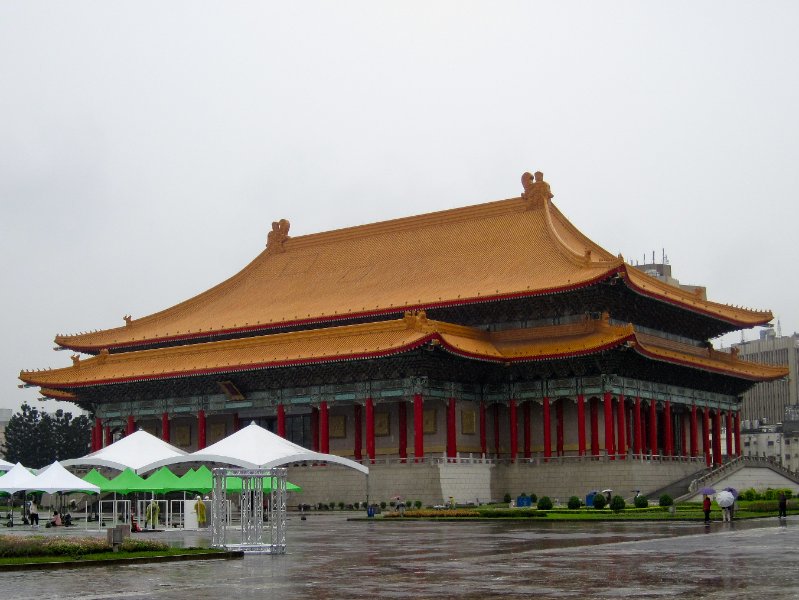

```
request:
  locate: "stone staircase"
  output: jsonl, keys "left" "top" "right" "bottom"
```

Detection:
{"left": 674, "top": 457, "right": 799, "bottom": 502}
{"left": 645, "top": 466, "right": 710, "bottom": 502}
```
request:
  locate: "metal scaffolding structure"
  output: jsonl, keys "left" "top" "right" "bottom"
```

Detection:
{"left": 211, "top": 467, "right": 287, "bottom": 554}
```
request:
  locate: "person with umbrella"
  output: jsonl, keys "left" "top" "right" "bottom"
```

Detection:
{"left": 715, "top": 491, "right": 735, "bottom": 522}
{"left": 778, "top": 491, "right": 788, "bottom": 520}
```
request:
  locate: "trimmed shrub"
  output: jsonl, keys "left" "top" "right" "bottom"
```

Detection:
{"left": 659, "top": 494, "right": 673, "bottom": 507}
{"left": 634, "top": 495, "right": 649, "bottom": 508}
{"left": 414, "top": 500, "right": 422, "bottom": 509}
{"left": 610, "top": 495, "right": 626, "bottom": 512}
{"left": 592, "top": 494, "right": 607, "bottom": 509}
{"left": 567, "top": 496, "right": 581, "bottom": 510}
{"left": 537, "top": 496, "right": 553, "bottom": 510}
{"left": 380, "top": 501, "right": 387, "bottom": 510}
{"left": 503, "top": 493, "right": 512, "bottom": 504}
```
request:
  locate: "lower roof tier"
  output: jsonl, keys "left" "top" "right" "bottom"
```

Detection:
{"left": 22, "top": 313, "right": 786, "bottom": 408}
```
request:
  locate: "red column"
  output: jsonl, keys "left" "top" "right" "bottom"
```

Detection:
{"left": 126, "top": 415, "right": 135, "bottom": 436}
{"left": 702, "top": 407, "right": 711, "bottom": 467}
{"left": 320, "top": 401, "right": 329, "bottom": 454}
{"left": 479, "top": 402, "right": 487, "bottom": 456}
{"left": 413, "top": 394, "right": 424, "bottom": 461}
{"left": 233, "top": 412, "right": 240, "bottom": 433}
{"left": 104, "top": 425, "right": 112, "bottom": 448}
{"left": 509, "top": 399, "right": 518, "bottom": 462}
{"left": 604, "top": 392, "right": 614, "bottom": 459}
{"left": 577, "top": 395, "right": 586, "bottom": 456}
{"left": 447, "top": 397, "right": 457, "bottom": 459}
{"left": 590, "top": 398, "right": 599, "bottom": 457}
{"left": 523, "top": 401, "right": 532, "bottom": 459}
{"left": 354, "top": 403, "right": 363, "bottom": 461}
{"left": 161, "top": 412, "right": 170, "bottom": 443}
{"left": 366, "top": 397, "right": 375, "bottom": 464}
{"left": 734, "top": 412, "right": 742, "bottom": 457}
{"left": 664, "top": 400, "right": 673, "bottom": 457}
{"left": 542, "top": 397, "right": 551, "bottom": 460}
{"left": 690, "top": 404, "right": 698, "bottom": 458}
{"left": 633, "top": 397, "right": 642, "bottom": 456}
{"left": 616, "top": 395, "right": 627, "bottom": 459}
{"left": 712, "top": 409, "right": 722, "bottom": 466}
{"left": 277, "top": 403, "right": 286, "bottom": 438}
{"left": 198, "top": 410, "right": 206, "bottom": 450}
{"left": 493, "top": 404, "right": 501, "bottom": 458}
{"left": 398, "top": 402, "right": 407, "bottom": 461}
{"left": 555, "top": 399, "right": 564, "bottom": 456}
{"left": 311, "top": 407, "right": 319, "bottom": 452}
{"left": 649, "top": 401, "right": 658, "bottom": 455}
{"left": 725, "top": 411, "right": 733, "bottom": 458}
{"left": 94, "top": 418, "right": 102, "bottom": 451}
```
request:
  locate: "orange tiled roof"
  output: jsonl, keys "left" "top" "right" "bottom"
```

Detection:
{"left": 53, "top": 187, "right": 771, "bottom": 353}
{"left": 23, "top": 314, "right": 785, "bottom": 390}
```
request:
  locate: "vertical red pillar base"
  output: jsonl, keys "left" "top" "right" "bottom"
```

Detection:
{"left": 542, "top": 397, "right": 551, "bottom": 462}
{"left": 354, "top": 403, "right": 363, "bottom": 461}
{"left": 277, "top": 403, "right": 286, "bottom": 438}
{"left": 398, "top": 402, "right": 407, "bottom": 462}
{"left": 366, "top": 397, "right": 375, "bottom": 464}
{"left": 198, "top": 409, "right": 206, "bottom": 450}
{"left": 320, "top": 401, "right": 329, "bottom": 455}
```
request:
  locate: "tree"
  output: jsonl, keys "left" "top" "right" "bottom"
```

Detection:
{"left": 2, "top": 403, "right": 91, "bottom": 468}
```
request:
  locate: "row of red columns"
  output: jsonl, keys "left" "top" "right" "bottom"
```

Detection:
{"left": 89, "top": 398, "right": 743, "bottom": 468}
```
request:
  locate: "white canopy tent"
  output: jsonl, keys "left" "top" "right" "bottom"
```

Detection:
{"left": 34, "top": 461, "right": 100, "bottom": 494}
{"left": 0, "top": 462, "right": 39, "bottom": 493}
{"left": 0, "top": 458, "right": 14, "bottom": 472}
{"left": 140, "top": 422, "right": 369, "bottom": 475}
{"left": 61, "top": 429, "right": 188, "bottom": 473}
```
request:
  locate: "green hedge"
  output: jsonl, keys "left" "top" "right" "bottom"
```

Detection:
{"left": 0, "top": 535, "right": 169, "bottom": 559}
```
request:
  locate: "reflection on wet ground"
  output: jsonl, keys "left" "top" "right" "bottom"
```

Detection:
{"left": 2, "top": 515, "right": 796, "bottom": 599}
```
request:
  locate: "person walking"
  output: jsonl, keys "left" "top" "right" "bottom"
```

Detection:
{"left": 702, "top": 494, "right": 712, "bottom": 524}
{"left": 778, "top": 492, "right": 788, "bottom": 519}
{"left": 29, "top": 501, "right": 39, "bottom": 527}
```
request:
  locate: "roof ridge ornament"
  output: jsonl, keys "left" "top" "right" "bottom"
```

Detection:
{"left": 521, "top": 170, "right": 553, "bottom": 209}
{"left": 266, "top": 219, "right": 291, "bottom": 254}
{"left": 123, "top": 315, "right": 132, "bottom": 326}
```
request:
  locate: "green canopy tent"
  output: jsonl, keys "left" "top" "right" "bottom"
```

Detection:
{"left": 82, "top": 468, "right": 113, "bottom": 492}
{"left": 178, "top": 464, "right": 300, "bottom": 494}
{"left": 105, "top": 468, "right": 150, "bottom": 495}
{"left": 145, "top": 467, "right": 186, "bottom": 494}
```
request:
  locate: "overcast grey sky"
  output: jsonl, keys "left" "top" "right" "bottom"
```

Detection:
{"left": 2, "top": 2, "right": 798, "bottom": 414}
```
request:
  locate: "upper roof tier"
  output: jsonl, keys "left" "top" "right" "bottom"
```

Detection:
{"left": 54, "top": 174, "right": 773, "bottom": 353}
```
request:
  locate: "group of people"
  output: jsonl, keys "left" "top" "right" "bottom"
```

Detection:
{"left": 702, "top": 494, "right": 736, "bottom": 524}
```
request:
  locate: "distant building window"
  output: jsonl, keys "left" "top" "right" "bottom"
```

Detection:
{"left": 744, "top": 441, "right": 750, "bottom": 447}
{"left": 767, "top": 441, "right": 775, "bottom": 446}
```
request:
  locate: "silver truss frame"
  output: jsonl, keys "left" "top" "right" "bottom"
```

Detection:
{"left": 211, "top": 467, "right": 287, "bottom": 554}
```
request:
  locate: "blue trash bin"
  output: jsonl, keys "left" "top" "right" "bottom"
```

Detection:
{"left": 586, "top": 492, "right": 596, "bottom": 507}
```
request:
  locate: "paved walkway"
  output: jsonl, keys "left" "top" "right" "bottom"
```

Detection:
{"left": 1, "top": 514, "right": 796, "bottom": 599}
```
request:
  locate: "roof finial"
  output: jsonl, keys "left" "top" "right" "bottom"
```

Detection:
{"left": 521, "top": 171, "right": 553, "bottom": 209}
{"left": 123, "top": 315, "right": 132, "bottom": 326}
{"left": 266, "top": 219, "right": 291, "bottom": 254}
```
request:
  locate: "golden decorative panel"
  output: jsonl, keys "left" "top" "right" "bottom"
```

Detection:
{"left": 461, "top": 409, "right": 476, "bottom": 435}
{"left": 375, "top": 412, "right": 390, "bottom": 437}
{"left": 172, "top": 424, "right": 191, "bottom": 447}
{"left": 423, "top": 409, "right": 437, "bottom": 434}
{"left": 208, "top": 422, "right": 226, "bottom": 444}
{"left": 330, "top": 415, "right": 347, "bottom": 439}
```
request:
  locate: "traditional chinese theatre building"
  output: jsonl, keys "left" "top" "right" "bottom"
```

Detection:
{"left": 20, "top": 173, "right": 788, "bottom": 505}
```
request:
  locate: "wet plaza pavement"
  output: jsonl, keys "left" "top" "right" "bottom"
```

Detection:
{"left": 2, "top": 514, "right": 797, "bottom": 599}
